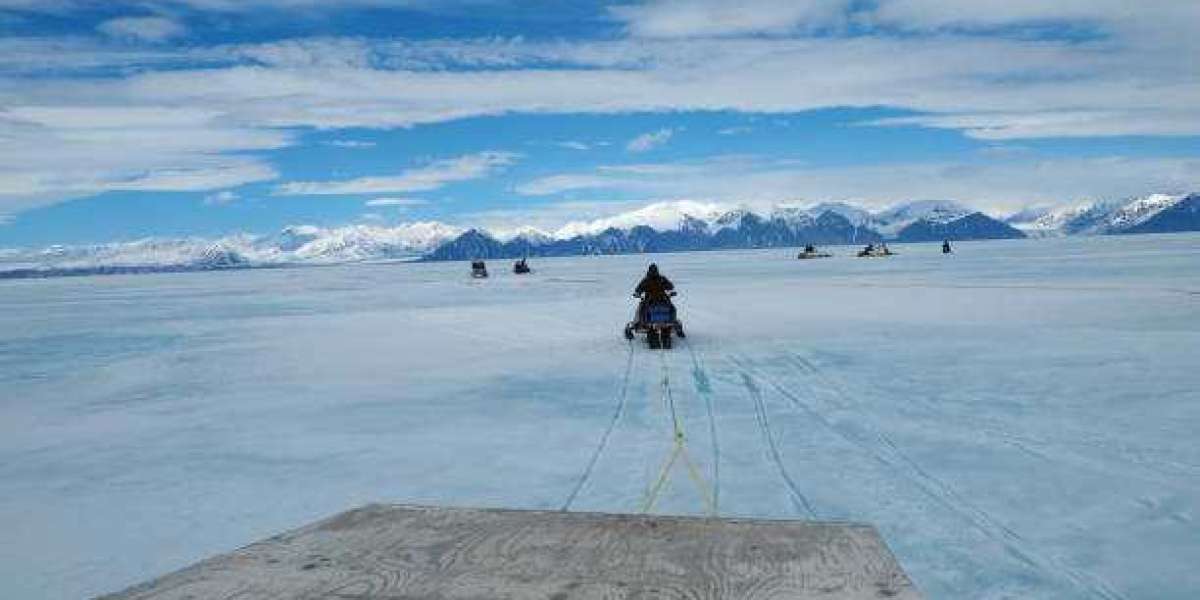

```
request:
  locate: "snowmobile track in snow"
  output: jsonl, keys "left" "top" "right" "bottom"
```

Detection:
{"left": 738, "top": 351, "right": 1129, "bottom": 600}
{"left": 786, "top": 346, "right": 1200, "bottom": 494}
{"left": 686, "top": 341, "right": 721, "bottom": 514}
{"left": 560, "top": 341, "right": 637, "bottom": 512}
{"left": 729, "top": 357, "right": 819, "bottom": 519}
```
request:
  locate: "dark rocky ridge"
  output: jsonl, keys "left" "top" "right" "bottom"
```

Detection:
{"left": 424, "top": 209, "right": 1025, "bottom": 261}
{"left": 426, "top": 210, "right": 894, "bottom": 261}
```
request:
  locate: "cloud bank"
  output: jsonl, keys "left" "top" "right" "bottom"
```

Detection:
{"left": 274, "top": 152, "right": 518, "bottom": 195}
{"left": 0, "top": 0, "right": 1196, "bottom": 219}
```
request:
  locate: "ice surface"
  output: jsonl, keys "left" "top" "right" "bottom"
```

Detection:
{"left": 1, "top": 234, "right": 1199, "bottom": 599}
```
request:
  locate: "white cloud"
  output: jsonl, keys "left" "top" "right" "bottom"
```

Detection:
{"left": 626, "top": 128, "right": 675, "bottom": 153}
{"left": 555, "top": 140, "right": 592, "bottom": 151}
{"left": 364, "top": 197, "right": 426, "bottom": 207}
{"left": 204, "top": 190, "right": 239, "bottom": 205}
{"left": 862, "top": 111, "right": 1200, "bottom": 140}
{"left": 0, "top": 0, "right": 469, "bottom": 12}
{"left": 515, "top": 173, "right": 614, "bottom": 196}
{"left": 0, "top": 37, "right": 220, "bottom": 74}
{"left": 58, "top": 35, "right": 1193, "bottom": 136}
{"left": 2, "top": 32, "right": 1196, "bottom": 138}
{"left": 112, "top": 162, "right": 276, "bottom": 192}
{"left": 97, "top": 17, "right": 187, "bottom": 43}
{"left": 0, "top": 1, "right": 1197, "bottom": 218}
{"left": 0, "top": 104, "right": 286, "bottom": 212}
{"left": 717, "top": 126, "right": 752, "bottom": 135}
{"left": 275, "top": 151, "right": 518, "bottom": 195}
{"left": 0, "top": 0, "right": 72, "bottom": 11}
{"left": 516, "top": 155, "right": 1200, "bottom": 214}
{"left": 229, "top": 37, "right": 374, "bottom": 68}
{"left": 325, "top": 139, "right": 376, "bottom": 148}
{"left": 869, "top": 0, "right": 1193, "bottom": 33}
{"left": 610, "top": 0, "right": 851, "bottom": 38}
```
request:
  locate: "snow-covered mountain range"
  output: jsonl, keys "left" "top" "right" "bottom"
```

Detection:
{"left": 486, "top": 199, "right": 974, "bottom": 243}
{"left": 1005, "top": 193, "right": 1198, "bottom": 236}
{"left": 427, "top": 199, "right": 1019, "bottom": 260}
{"left": 0, "top": 222, "right": 462, "bottom": 278}
{"left": 2, "top": 193, "right": 1195, "bottom": 277}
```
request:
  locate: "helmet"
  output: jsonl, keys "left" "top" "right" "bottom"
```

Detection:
{"left": 647, "top": 263, "right": 659, "bottom": 276}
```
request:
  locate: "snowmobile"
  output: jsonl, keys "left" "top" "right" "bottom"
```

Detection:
{"left": 624, "top": 291, "right": 685, "bottom": 349}
{"left": 857, "top": 243, "right": 894, "bottom": 258}
{"left": 513, "top": 258, "right": 532, "bottom": 274}
{"left": 797, "top": 244, "right": 832, "bottom": 259}
{"left": 470, "top": 260, "right": 489, "bottom": 278}
{"left": 942, "top": 240, "right": 953, "bottom": 254}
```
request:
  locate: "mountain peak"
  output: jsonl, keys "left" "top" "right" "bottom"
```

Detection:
{"left": 553, "top": 200, "right": 727, "bottom": 239}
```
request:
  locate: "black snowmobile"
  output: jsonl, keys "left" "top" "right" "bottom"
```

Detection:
{"left": 797, "top": 244, "right": 832, "bottom": 259}
{"left": 942, "top": 240, "right": 953, "bottom": 254}
{"left": 624, "top": 291, "right": 685, "bottom": 349}
{"left": 857, "top": 243, "right": 894, "bottom": 258}
{"left": 513, "top": 258, "right": 532, "bottom": 274}
{"left": 470, "top": 260, "right": 488, "bottom": 278}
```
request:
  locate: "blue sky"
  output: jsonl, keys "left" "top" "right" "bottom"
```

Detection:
{"left": 0, "top": 0, "right": 1197, "bottom": 246}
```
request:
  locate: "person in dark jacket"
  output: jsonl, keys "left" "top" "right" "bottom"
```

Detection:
{"left": 634, "top": 263, "right": 676, "bottom": 322}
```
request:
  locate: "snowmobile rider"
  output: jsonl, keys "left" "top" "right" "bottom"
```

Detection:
{"left": 634, "top": 263, "right": 676, "bottom": 322}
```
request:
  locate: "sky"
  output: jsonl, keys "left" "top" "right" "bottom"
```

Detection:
{"left": 0, "top": 0, "right": 1197, "bottom": 246}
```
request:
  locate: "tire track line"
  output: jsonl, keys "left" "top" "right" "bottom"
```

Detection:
{"left": 686, "top": 341, "right": 721, "bottom": 513}
{"left": 739, "top": 352, "right": 1128, "bottom": 600}
{"left": 728, "top": 357, "right": 818, "bottom": 518}
{"left": 782, "top": 348, "right": 1200, "bottom": 490}
{"left": 561, "top": 341, "right": 637, "bottom": 512}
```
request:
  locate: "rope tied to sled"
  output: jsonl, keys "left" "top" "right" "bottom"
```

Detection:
{"left": 640, "top": 352, "right": 717, "bottom": 516}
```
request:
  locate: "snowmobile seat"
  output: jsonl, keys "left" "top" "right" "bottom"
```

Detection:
{"left": 646, "top": 303, "right": 674, "bottom": 324}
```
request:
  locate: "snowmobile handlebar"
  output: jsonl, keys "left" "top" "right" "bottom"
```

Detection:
{"left": 633, "top": 291, "right": 678, "bottom": 298}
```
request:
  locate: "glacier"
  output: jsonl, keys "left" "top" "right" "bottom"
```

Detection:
{"left": 1, "top": 233, "right": 1198, "bottom": 599}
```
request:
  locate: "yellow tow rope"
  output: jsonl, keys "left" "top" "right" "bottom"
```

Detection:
{"left": 640, "top": 352, "right": 717, "bottom": 516}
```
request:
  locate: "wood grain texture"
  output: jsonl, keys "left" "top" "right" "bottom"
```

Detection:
{"left": 100, "top": 504, "right": 920, "bottom": 600}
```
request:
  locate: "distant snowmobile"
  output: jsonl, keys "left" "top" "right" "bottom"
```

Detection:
{"left": 797, "top": 244, "right": 832, "bottom": 259}
{"left": 470, "top": 260, "right": 489, "bottom": 278}
{"left": 857, "top": 243, "right": 894, "bottom": 258}
{"left": 513, "top": 258, "right": 531, "bottom": 274}
{"left": 942, "top": 240, "right": 953, "bottom": 254}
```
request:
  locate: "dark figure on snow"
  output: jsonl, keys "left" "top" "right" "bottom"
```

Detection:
{"left": 635, "top": 263, "right": 676, "bottom": 322}
{"left": 804, "top": 244, "right": 816, "bottom": 253}
{"left": 942, "top": 239, "right": 952, "bottom": 254}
